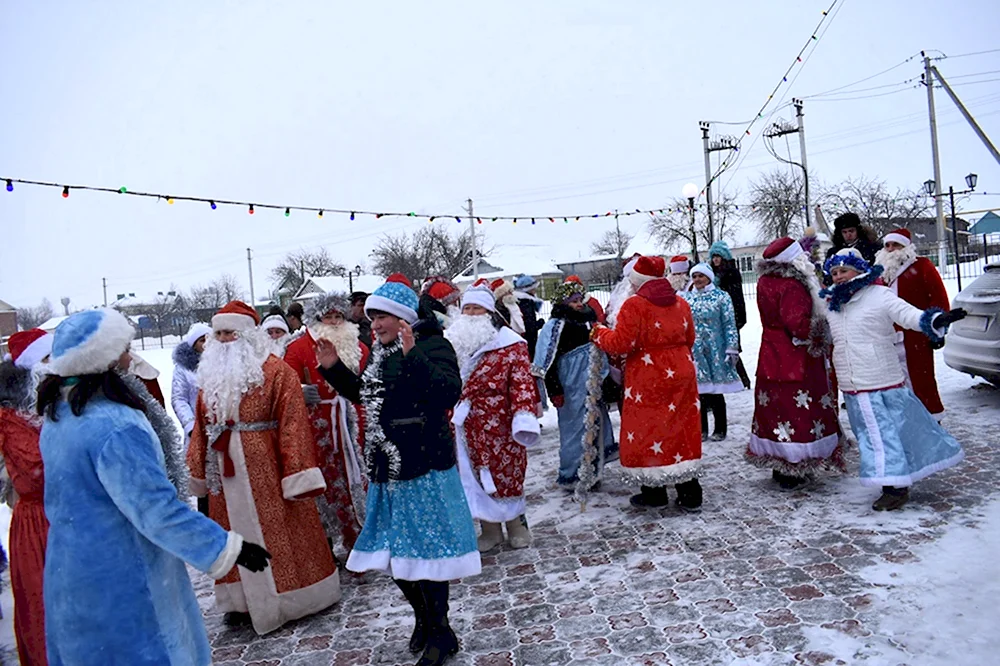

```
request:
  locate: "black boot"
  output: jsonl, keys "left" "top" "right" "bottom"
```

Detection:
{"left": 675, "top": 478, "right": 703, "bottom": 513}
{"left": 197, "top": 495, "right": 210, "bottom": 516}
{"left": 629, "top": 485, "right": 670, "bottom": 508}
{"left": 699, "top": 394, "right": 710, "bottom": 440}
{"left": 710, "top": 395, "right": 727, "bottom": 441}
{"left": 394, "top": 579, "right": 428, "bottom": 654}
{"left": 872, "top": 486, "right": 910, "bottom": 511}
{"left": 417, "top": 581, "right": 459, "bottom": 666}
{"left": 736, "top": 357, "right": 751, "bottom": 390}
{"left": 772, "top": 470, "right": 810, "bottom": 491}
{"left": 223, "top": 611, "right": 251, "bottom": 626}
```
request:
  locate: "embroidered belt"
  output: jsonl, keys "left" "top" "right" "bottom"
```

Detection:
{"left": 207, "top": 420, "right": 278, "bottom": 477}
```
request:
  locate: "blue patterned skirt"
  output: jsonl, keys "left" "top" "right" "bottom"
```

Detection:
{"left": 346, "top": 466, "right": 481, "bottom": 581}
{"left": 844, "top": 386, "right": 964, "bottom": 487}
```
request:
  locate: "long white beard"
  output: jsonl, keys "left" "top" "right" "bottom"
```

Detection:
{"left": 198, "top": 333, "right": 270, "bottom": 423}
{"left": 310, "top": 320, "right": 362, "bottom": 375}
{"left": 606, "top": 279, "right": 638, "bottom": 327}
{"left": 501, "top": 295, "right": 525, "bottom": 334}
{"left": 668, "top": 273, "right": 690, "bottom": 292}
{"left": 265, "top": 334, "right": 290, "bottom": 359}
{"left": 875, "top": 245, "right": 917, "bottom": 284}
{"left": 445, "top": 314, "right": 498, "bottom": 372}
{"left": 790, "top": 254, "right": 822, "bottom": 294}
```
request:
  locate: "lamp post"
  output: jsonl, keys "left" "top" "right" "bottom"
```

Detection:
{"left": 682, "top": 183, "right": 700, "bottom": 263}
{"left": 923, "top": 173, "right": 978, "bottom": 292}
{"left": 348, "top": 264, "right": 362, "bottom": 293}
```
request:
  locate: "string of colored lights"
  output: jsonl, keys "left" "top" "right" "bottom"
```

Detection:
{"left": 4, "top": 176, "right": 994, "bottom": 223}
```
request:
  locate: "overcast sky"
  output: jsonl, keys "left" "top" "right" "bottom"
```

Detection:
{"left": 2, "top": 0, "right": 998, "bottom": 310}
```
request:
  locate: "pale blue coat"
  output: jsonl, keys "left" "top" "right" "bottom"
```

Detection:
{"left": 41, "top": 396, "right": 238, "bottom": 666}
{"left": 681, "top": 285, "right": 743, "bottom": 394}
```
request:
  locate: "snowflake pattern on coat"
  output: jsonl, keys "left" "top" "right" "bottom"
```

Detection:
{"left": 680, "top": 286, "right": 742, "bottom": 393}
{"left": 461, "top": 342, "right": 539, "bottom": 499}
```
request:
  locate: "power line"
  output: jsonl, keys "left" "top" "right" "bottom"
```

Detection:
{"left": 799, "top": 53, "right": 922, "bottom": 98}
{"left": 935, "top": 48, "right": 1000, "bottom": 60}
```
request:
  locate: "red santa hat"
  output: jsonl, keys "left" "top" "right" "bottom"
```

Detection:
{"left": 669, "top": 255, "right": 690, "bottom": 274}
{"left": 883, "top": 228, "right": 912, "bottom": 247}
{"left": 628, "top": 255, "right": 666, "bottom": 287}
{"left": 8, "top": 328, "right": 53, "bottom": 370}
{"left": 421, "top": 276, "right": 461, "bottom": 306}
{"left": 564, "top": 275, "right": 585, "bottom": 286}
{"left": 212, "top": 300, "right": 261, "bottom": 332}
{"left": 762, "top": 236, "right": 805, "bottom": 264}
{"left": 490, "top": 278, "right": 514, "bottom": 302}
{"left": 460, "top": 279, "right": 497, "bottom": 313}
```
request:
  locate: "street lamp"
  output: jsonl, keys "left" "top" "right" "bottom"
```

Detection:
{"left": 922, "top": 173, "right": 978, "bottom": 292}
{"left": 682, "top": 183, "right": 700, "bottom": 263}
{"left": 348, "top": 264, "right": 362, "bottom": 293}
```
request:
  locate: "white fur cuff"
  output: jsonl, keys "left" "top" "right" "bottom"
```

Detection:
{"left": 281, "top": 467, "right": 326, "bottom": 500}
{"left": 207, "top": 531, "right": 244, "bottom": 579}
{"left": 512, "top": 411, "right": 541, "bottom": 447}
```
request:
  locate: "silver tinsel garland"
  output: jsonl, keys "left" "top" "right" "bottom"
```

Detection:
{"left": 359, "top": 338, "right": 404, "bottom": 480}
{"left": 573, "top": 343, "right": 607, "bottom": 510}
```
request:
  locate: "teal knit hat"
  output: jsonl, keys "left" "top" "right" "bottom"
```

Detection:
{"left": 708, "top": 241, "right": 732, "bottom": 261}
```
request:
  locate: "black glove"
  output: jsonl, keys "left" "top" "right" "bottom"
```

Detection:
{"left": 933, "top": 308, "right": 967, "bottom": 329}
{"left": 236, "top": 542, "right": 272, "bottom": 572}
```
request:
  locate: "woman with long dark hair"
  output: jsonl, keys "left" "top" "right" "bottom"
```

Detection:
{"left": 37, "top": 309, "right": 271, "bottom": 666}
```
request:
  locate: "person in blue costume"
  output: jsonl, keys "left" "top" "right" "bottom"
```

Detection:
{"left": 822, "top": 249, "right": 968, "bottom": 511}
{"left": 531, "top": 279, "right": 617, "bottom": 497}
{"left": 36, "top": 308, "right": 271, "bottom": 666}
{"left": 708, "top": 241, "right": 751, "bottom": 389}
{"left": 316, "top": 273, "right": 480, "bottom": 666}
{"left": 680, "top": 263, "right": 745, "bottom": 441}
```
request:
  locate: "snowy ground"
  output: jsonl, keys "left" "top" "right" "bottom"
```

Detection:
{"left": 2, "top": 303, "right": 999, "bottom": 665}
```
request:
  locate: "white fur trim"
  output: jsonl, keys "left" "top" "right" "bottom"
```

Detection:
{"left": 772, "top": 241, "right": 805, "bottom": 263}
{"left": 364, "top": 294, "right": 418, "bottom": 324}
{"left": 14, "top": 333, "right": 52, "bottom": 369}
{"left": 618, "top": 457, "right": 702, "bottom": 485}
{"left": 49, "top": 309, "right": 135, "bottom": 378}
{"left": 212, "top": 312, "right": 257, "bottom": 332}
{"left": 623, "top": 256, "right": 640, "bottom": 277}
{"left": 347, "top": 549, "right": 482, "bottom": 582}
{"left": 884, "top": 232, "right": 912, "bottom": 247}
{"left": 458, "top": 327, "right": 526, "bottom": 382}
{"left": 207, "top": 530, "right": 244, "bottom": 580}
{"left": 461, "top": 288, "right": 496, "bottom": 313}
{"left": 281, "top": 467, "right": 326, "bottom": 500}
{"left": 628, "top": 272, "right": 656, "bottom": 288}
{"left": 697, "top": 380, "right": 745, "bottom": 394}
{"left": 183, "top": 323, "right": 213, "bottom": 347}
{"left": 690, "top": 263, "right": 715, "bottom": 282}
{"left": 261, "top": 315, "right": 289, "bottom": 334}
{"left": 669, "top": 259, "right": 690, "bottom": 274}
{"left": 748, "top": 432, "right": 840, "bottom": 462}
{"left": 129, "top": 352, "right": 160, "bottom": 380}
{"left": 511, "top": 410, "right": 540, "bottom": 447}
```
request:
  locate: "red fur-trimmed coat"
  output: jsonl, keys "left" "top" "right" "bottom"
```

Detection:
{"left": 886, "top": 256, "right": 950, "bottom": 415}
{"left": 457, "top": 330, "right": 540, "bottom": 499}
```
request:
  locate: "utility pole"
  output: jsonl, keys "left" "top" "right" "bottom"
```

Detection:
{"left": 923, "top": 51, "right": 947, "bottom": 271}
{"left": 467, "top": 198, "right": 478, "bottom": 280}
{"left": 929, "top": 65, "right": 1000, "bottom": 166}
{"left": 793, "top": 99, "right": 812, "bottom": 230}
{"left": 102, "top": 277, "right": 108, "bottom": 307}
{"left": 700, "top": 122, "right": 738, "bottom": 246}
{"left": 700, "top": 122, "right": 715, "bottom": 245}
{"left": 247, "top": 248, "right": 256, "bottom": 307}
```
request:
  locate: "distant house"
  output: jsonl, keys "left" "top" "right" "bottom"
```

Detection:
{"left": 0, "top": 298, "right": 17, "bottom": 340}
{"left": 555, "top": 235, "right": 665, "bottom": 287}
{"left": 872, "top": 216, "right": 970, "bottom": 245}
{"left": 453, "top": 246, "right": 564, "bottom": 296}
{"left": 729, "top": 234, "right": 833, "bottom": 275}
{"left": 969, "top": 211, "right": 1000, "bottom": 237}
{"left": 292, "top": 275, "right": 386, "bottom": 303}
{"left": 39, "top": 315, "right": 70, "bottom": 332}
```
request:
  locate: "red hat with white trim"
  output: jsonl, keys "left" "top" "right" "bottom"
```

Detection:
{"left": 422, "top": 276, "right": 461, "bottom": 306}
{"left": 669, "top": 255, "right": 690, "bottom": 274}
{"left": 212, "top": 301, "right": 261, "bottom": 332}
{"left": 762, "top": 236, "right": 805, "bottom": 264}
{"left": 628, "top": 256, "right": 667, "bottom": 287}
{"left": 8, "top": 329, "right": 53, "bottom": 370}
{"left": 564, "top": 275, "right": 584, "bottom": 285}
{"left": 883, "top": 228, "right": 912, "bottom": 247}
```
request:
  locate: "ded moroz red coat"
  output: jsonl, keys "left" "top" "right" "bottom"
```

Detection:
{"left": 886, "top": 255, "right": 950, "bottom": 416}
{"left": 283, "top": 330, "right": 370, "bottom": 550}
{"left": 747, "top": 259, "right": 842, "bottom": 474}
{"left": 454, "top": 328, "right": 541, "bottom": 522}
{"left": 592, "top": 278, "right": 702, "bottom": 485}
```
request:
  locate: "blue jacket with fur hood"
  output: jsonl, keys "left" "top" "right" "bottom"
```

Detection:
{"left": 41, "top": 396, "right": 241, "bottom": 666}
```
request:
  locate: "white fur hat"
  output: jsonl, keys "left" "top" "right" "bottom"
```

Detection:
{"left": 460, "top": 281, "right": 497, "bottom": 313}
{"left": 261, "top": 314, "right": 289, "bottom": 334}
{"left": 49, "top": 309, "right": 135, "bottom": 378}
{"left": 183, "top": 322, "right": 212, "bottom": 347}
{"left": 689, "top": 263, "right": 715, "bottom": 283}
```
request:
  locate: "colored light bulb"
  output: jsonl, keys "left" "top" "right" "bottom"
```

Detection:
{"left": 284, "top": 207, "right": 290, "bottom": 217}
{"left": 5, "top": 180, "right": 12, "bottom": 192}
{"left": 210, "top": 201, "right": 217, "bottom": 210}
{"left": 249, "top": 204, "right": 254, "bottom": 215}
{"left": 62, "top": 186, "right": 69, "bottom": 198}
{"left": 167, "top": 197, "right": 174, "bottom": 204}
{"left": 118, "top": 186, "right": 127, "bottom": 194}
{"left": 318, "top": 209, "right": 324, "bottom": 218}
{"left": 350, "top": 212, "right": 355, "bottom": 221}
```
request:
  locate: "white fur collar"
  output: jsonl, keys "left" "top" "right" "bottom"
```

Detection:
{"left": 461, "top": 326, "right": 524, "bottom": 382}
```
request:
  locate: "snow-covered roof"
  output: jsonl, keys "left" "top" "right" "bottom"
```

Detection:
{"left": 453, "top": 245, "right": 563, "bottom": 285}
{"left": 0, "top": 299, "right": 16, "bottom": 312}
{"left": 293, "top": 275, "right": 386, "bottom": 301}
{"left": 39, "top": 315, "right": 70, "bottom": 331}
{"left": 110, "top": 291, "right": 179, "bottom": 308}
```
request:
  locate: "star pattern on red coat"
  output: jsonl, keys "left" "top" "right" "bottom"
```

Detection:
{"left": 666, "top": 368, "right": 676, "bottom": 379}
{"left": 794, "top": 390, "right": 813, "bottom": 409}
{"left": 774, "top": 422, "right": 795, "bottom": 442}
{"left": 641, "top": 353, "right": 654, "bottom": 366}
{"left": 651, "top": 441, "right": 663, "bottom": 454}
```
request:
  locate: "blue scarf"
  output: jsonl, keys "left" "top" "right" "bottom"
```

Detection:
{"left": 819, "top": 265, "right": 884, "bottom": 312}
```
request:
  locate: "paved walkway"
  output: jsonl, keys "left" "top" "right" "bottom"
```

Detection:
{"left": 197, "top": 377, "right": 1000, "bottom": 666}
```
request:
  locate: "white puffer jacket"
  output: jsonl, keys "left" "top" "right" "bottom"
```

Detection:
{"left": 826, "top": 283, "right": 940, "bottom": 392}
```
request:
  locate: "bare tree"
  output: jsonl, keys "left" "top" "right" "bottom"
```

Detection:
{"left": 16, "top": 298, "right": 54, "bottom": 330}
{"left": 269, "top": 248, "right": 346, "bottom": 294}
{"left": 747, "top": 169, "right": 806, "bottom": 242}
{"left": 186, "top": 274, "right": 247, "bottom": 320}
{"left": 648, "top": 190, "right": 742, "bottom": 256}
{"left": 590, "top": 228, "right": 635, "bottom": 258}
{"left": 819, "top": 176, "right": 931, "bottom": 238}
{"left": 371, "top": 226, "right": 489, "bottom": 283}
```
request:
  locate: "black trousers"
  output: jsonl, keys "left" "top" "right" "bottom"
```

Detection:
{"left": 699, "top": 393, "right": 727, "bottom": 436}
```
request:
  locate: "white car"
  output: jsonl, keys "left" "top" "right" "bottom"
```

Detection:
{"left": 944, "top": 263, "right": 1000, "bottom": 386}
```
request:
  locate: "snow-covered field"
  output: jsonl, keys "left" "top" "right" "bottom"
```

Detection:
{"left": 2, "top": 298, "right": 999, "bottom": 664}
